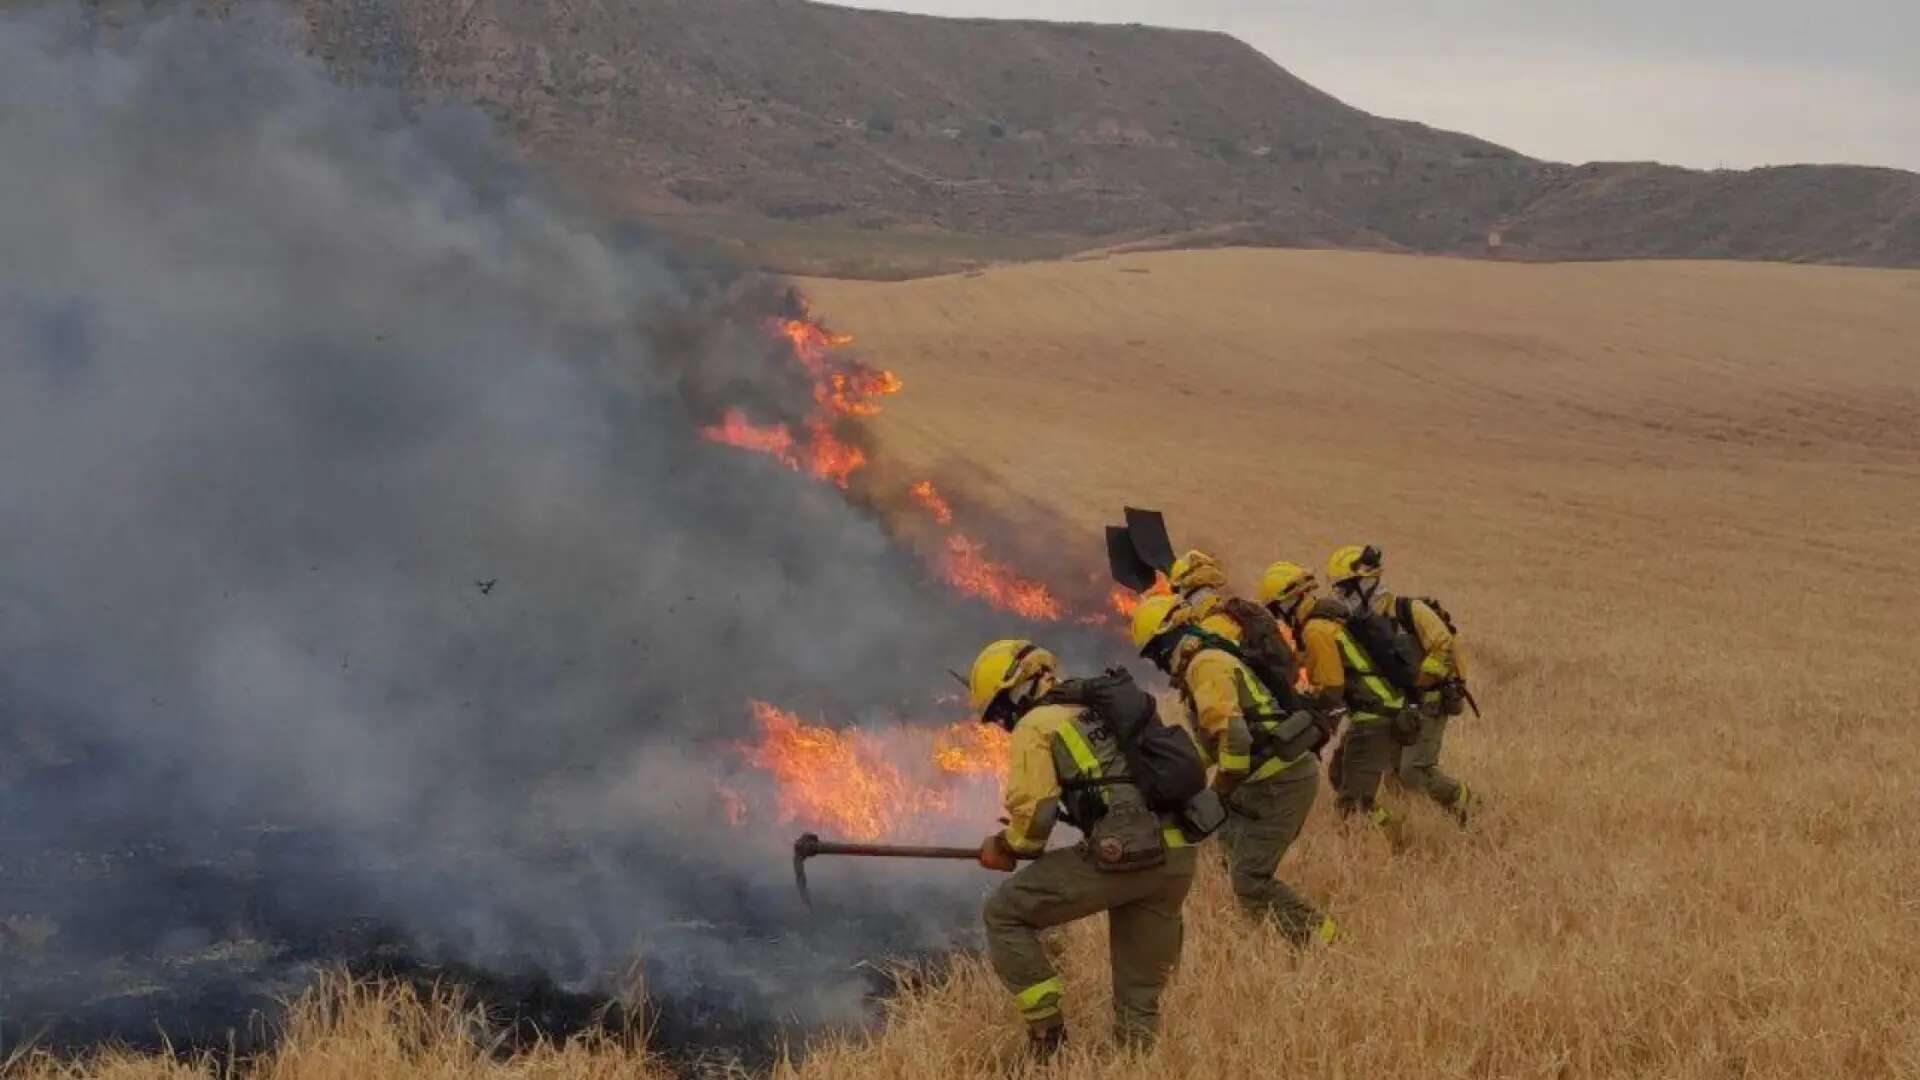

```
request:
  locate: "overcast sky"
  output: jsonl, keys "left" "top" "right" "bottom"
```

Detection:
{"left": 833, "top": 0, "right": 1920, "bottom": 172}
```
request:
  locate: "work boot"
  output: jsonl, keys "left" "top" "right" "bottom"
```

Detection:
{"left": 1312, "top": 914, "right": 1341, "bottom": 946}
{"left": 1449, "top": 782, "right": 1476, "bottom": 827}
{"left": 1026, "top": 1023, "right": 1067, "bottom": 1062}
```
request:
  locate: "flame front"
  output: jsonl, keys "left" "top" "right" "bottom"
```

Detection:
{"left": 730, "top": 701, "right": 1009, "bottom": 842}
{"left": 699, "top": 311, "right": 895, "bottom": 489}
{"left": 908, "top": 479, "right": 954, "bottom": 525}
{"left": 702, "top": 296, "right": 1126, "bottom": 625}
{"left": 939, "top": 535, "right": 1065, "bottom": 622}
{"left": 932, "top": 722, "right": 1010, "bottom": 777}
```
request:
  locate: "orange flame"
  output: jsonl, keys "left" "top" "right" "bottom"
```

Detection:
{"left": 699, "top": 412, "right": 866, "bottom": 490}
{"left": 701, "top": 312, "right": 892, "bottom": 487}
{"left": 817, "top": 368, "right": 904, "bottom": 417}
{"left": 932, "top": 722, "right": 1009, "bottom": 776}
{"left": 775, "top": 317, "right": 856, "bottom": 376}
{"left": 700, "top": 408, "right": 795, "bottom": 458}
{"left": 1107, "top": 573, "right": 1172, "bottom": 620}
{"left": 940, "top": 535, "right": 1064, "bottom": 621}
{"left": 908, "top": 480, "right": 954, "bottom": 525}
{"left": 731, "top": 701, "right": 1008, "bottom": 841}
{"left": 802, "top": 421, "right": 867, "bottom": 489}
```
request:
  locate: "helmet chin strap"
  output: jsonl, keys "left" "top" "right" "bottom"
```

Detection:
{"left": 1011, "top": 671, "right": 1051, "bottom": 709}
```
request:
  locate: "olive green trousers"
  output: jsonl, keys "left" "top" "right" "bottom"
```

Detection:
{"left": 1219, "top": 757, "right": 1324, "bottom": 942}
{"left": 1330, "top": 715, "right": 1397, "bottom": 816}
{"left": 1392, "top": 711, "right": 1464, "bottom": 808}
{"left": 983, "top": 844, "right": 1197, "bottom": 1043}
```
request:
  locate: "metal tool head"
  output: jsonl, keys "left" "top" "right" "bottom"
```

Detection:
{"left": 1122, "top": 507, "right": 1175, "bottom": 574}
{"left": 1107, "top": 525, "right": 1159, "bottom": 592}
{"left": 792, "top": 832, "right": 820, "bottom": 912}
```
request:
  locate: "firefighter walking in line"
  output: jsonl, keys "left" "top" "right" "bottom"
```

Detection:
{"left": 1327, "top": 545, "right": 1476, "bottom": 824}
{"left": 1129, "top": 595, "right": 1336, "bottom": 944}
{"left": 1166, "top": 549, "right": 1240, "bottom": 638}
{"left": 967, "top": 638, "right": 1201, "bottom": 1058}
{"left": 1257, "top": 560, "right": 1406, "bottom": 826}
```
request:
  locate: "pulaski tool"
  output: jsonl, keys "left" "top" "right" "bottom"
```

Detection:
{"left": 792, "top": 832, "right": 980, "bottom": 911}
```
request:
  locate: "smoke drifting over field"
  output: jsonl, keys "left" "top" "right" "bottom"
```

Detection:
{"left": 0, "top": 8, "right": 1056, "bottom": 1050}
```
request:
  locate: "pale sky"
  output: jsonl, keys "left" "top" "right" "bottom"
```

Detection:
{"left": 831, "top": 0, "right": 1920, "bottom": 173}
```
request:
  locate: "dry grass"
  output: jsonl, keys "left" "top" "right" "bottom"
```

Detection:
{"left": 2, "top": 974, "right": 666, "bottom": 1080}
{"left": 16, "top": 249, "right": 1920, "bottom": 1078}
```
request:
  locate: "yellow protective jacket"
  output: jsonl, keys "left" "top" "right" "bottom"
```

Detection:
{"left": 1177, "top": 646, "right": 1310, "bottom": 784}
{"left": 997, "top": 703, "right": 1193, "bottom": 855}
{"left": 1293, "top": 595, "right": 1406, "bottom": 721}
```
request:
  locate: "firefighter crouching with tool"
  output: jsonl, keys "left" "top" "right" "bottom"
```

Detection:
{"left": 968, "top": 639, "right": 1217, "bottom": 1057}
{"left": 1327, "top": 545, "right": 1477, "bottom": 824}
{"left": 1130, "top": 595, "right": 1337, "bottom": 944}
{"left": 1258, "top": 561, "right": 1407, "bottom": 827}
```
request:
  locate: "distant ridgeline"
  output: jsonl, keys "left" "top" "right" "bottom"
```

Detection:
{"left": 85, "top": 0, "right": 1920, "bottom": 272}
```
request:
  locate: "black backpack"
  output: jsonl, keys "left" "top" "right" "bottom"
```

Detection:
{"left": 1215, "top": 597, "right": 1303, "bottom": 708}
{"left": 1046, "top": 668, "right": 1208, "bottom": 814}
{"left": 1340, "top": 604, "right": 1426, "bottom": 693}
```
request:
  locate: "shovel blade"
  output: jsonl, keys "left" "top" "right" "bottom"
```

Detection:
{"left": 1107, "top": 526, "right": 1160, "bottom": 591}
{"left": 1123, "top": 507, "right": 1175, "bottom": 574}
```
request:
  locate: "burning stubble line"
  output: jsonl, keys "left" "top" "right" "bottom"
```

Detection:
{"left": 0, "top": 6, "right": 1048, "bottom": 1055}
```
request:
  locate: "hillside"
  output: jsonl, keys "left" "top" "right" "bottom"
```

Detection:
{"left": 256, "top": 0, "right": 1920, "bottom": 273}
{"left": 57, "top": 0, "right": 1920, "bottom": 274}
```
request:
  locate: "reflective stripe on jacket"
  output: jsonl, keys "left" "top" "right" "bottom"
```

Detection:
{"left": 999, "top": 704, "right": 1191, "bottom": 854}
{"left": 1296, "top": 597, "right": 1406, "bottom": 720}
{"left": 1180, "top": 647, "right": 1309, "bottom": 783}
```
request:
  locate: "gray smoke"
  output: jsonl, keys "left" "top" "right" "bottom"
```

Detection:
{"left": 0, "top": 7, "right": 1065, "bottom": 1051}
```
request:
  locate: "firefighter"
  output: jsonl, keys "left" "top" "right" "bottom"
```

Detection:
{"left": 1257, "top": 561, "right": 1405, "bottom": 826}
{"left": 968, "top": 638, "right": 1199, "bottom": 1057}
{"left": 1327, "top": 545, "right": 1475, "bottom": 824}
{"left": 1129, "top": 595, "right": 1336, "bottom": 944}
{"left": 1166, "top": 549, "right": 1240, "bottom": 639}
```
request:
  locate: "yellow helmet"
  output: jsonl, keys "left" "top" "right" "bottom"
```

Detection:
{"left": 1168, "top": 549, "right": 1228, "bottom": 595}
{"left": 967, "top": 639, "right": 1057, "bottom": 714}
{"left": 1129, "top": 592, "right": 1190, "bottom": 652}
{"left": 1256, "top": 561, "right": 1317, "bottom": 608}
{"left": 1326, "top": 544, "right": 1384, "bottom": 586}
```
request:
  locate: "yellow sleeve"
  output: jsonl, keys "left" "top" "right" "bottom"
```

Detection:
{"left": 1185, "top": 652, "right": 1252, "bottom": 776}
{"left": 1301, "top": 620, "right": 1347, "bottom": 694}
{"left": 1407, "top": 600, "right": 1458, "bottom": 683}
{"left": 1000, "top": 710, "right": 1063, "bottom": 854}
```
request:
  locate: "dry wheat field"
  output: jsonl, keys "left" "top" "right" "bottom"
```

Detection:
{"left": 13, "top": 250, "right": 1920, "bottom": 1079}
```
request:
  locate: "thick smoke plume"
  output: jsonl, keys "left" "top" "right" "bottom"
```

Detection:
{"left": 0, "top": 7, "right": 1057, "bottom": 1053}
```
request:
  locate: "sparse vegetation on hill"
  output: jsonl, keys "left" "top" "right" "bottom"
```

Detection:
{"left": 61, "top": 0, "right": 1920, "bottom": 274}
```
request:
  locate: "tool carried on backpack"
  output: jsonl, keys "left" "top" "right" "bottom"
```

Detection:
{"left": 1105, "top": 507, "right": 1175, "bottom": 590}
{"left": 791, "top": 832, "right": 981, "bottom": 911}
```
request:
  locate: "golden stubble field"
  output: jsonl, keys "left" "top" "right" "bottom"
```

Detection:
{"left": 14, "top": 250, "right": 1920, "bottom": 1079}
{"left": 796, "top": 251, "right": 1920, "bottom": 1079}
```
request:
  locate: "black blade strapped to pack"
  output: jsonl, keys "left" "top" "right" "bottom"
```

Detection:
{"left": 1122, "top": 507, "right": 1175, "bottom": 574}
{"left": 1107, "top": 525, "right": 1160, "bottom": 591}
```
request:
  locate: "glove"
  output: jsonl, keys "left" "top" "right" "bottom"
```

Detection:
{"left": 978, "top": 833, "right": 1019, "bottom": 872}
{"left": 1210, "top": 771, "right": 1244, "bottom": 799}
